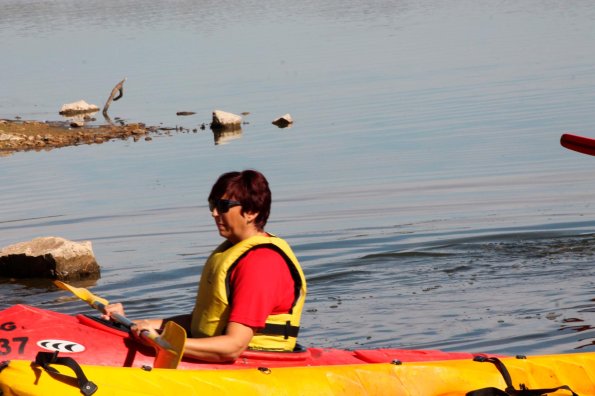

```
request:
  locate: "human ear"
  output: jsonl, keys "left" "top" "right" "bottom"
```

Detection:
{"left": 243, "top": 211, "right": 259, "bottom": 224}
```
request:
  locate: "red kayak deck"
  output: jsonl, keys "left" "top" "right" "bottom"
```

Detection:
{"left": 0, "top": 304, "right": 484, "bottom": 369}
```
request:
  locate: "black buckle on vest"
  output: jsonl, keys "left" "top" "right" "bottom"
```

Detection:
{"left": 261, "top": 321, "right": 299, "bottom": 339}
{"left": 34, "top": 351, "right": 98, "bottom": 396}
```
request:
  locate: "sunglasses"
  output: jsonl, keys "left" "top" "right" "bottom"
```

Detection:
{"left": 208, "top": 198, "right": 242, "bottom": 213}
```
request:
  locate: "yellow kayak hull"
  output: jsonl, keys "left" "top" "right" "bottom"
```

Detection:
{"left": 1, "top": 352, "right": 595, "bottom": 395}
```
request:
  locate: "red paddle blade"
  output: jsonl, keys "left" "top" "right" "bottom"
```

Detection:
{"left": 561, "top": 133, "right": 595, "bottom": 156}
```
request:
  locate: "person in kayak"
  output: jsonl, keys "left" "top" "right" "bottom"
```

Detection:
{"left": 103, "top": 169, "right": 307, "bottom": 363}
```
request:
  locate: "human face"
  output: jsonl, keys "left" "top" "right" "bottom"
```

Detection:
{"left": 210, "top": 196, "right": 259, "bottom": 243}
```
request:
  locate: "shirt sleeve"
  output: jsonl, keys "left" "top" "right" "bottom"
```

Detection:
{"left": 228, "top": 247, "right": 295, "bottom": 329}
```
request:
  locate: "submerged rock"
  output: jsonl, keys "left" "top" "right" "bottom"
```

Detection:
{"left": 0, "top": 237, "right": 100, "bottom": 280}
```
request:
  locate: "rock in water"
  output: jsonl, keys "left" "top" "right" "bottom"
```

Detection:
{"left": 211, "top": 110, "right": 242, "bottom": 130}
{"left": 0, "top": 237, "right": 100, "bottom": 280}
{"left": 59, "top": 100, "right": 100, "bottom": 116}
{"left": 272, "top": 113, "right": 294, "bottom": 128}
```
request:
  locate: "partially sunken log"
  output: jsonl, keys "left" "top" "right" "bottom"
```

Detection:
{"left": 59, "top": 100, "right": 100, "bottom": 116}
{"left": 103, "top": 78, "right": 126, "bottom": 117}
{"left": 211, "top": 110, "right": 242, "bottom": 130}
{"left": 272, "top": 113, "right": 294, "bottom": 128}
{"left": 0, "top": 237, "right": 100, "bottom": 280}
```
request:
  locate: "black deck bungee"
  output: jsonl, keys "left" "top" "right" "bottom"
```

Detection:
{"left": 466, "top": 355, "right": 578, "bottom": 396}
{"left": 34, "top": 351, "right": 98, "bottom": 396}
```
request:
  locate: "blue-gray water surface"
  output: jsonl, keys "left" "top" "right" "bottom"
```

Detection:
{"left": 2, "top": 0, "right": 595, "bottom": 356}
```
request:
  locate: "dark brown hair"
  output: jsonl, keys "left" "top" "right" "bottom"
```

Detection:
{"left": 208, "top": 170, "right": 271, "bottom": 230}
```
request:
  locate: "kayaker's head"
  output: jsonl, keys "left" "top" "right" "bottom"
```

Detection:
{"left": 208, "top": 170, "right": 271, "bottom": 244}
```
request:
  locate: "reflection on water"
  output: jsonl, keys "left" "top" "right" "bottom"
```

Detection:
{"left": 212, "top": 128, "right": 243, "bottom": 145}
{"left": 2, "top": 1, "right": 595, "bottom": 356}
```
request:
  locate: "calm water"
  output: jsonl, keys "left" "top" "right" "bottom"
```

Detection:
{"left": 2, "top": 0, "right": 595, "bottom": 356}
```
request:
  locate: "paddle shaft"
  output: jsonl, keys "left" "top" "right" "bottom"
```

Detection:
{"left": 92, "top": 301, "right": 174, "bottom": 352}
{"left": 93, "top": 301, "right": 135, "bottom": 329}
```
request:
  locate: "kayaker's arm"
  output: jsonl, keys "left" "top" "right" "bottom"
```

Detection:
{"left": 132, "top": 317, "right": 253, "bottom": 362}
{"left": 181, "top": 321, "right": 254, "bottom": 363}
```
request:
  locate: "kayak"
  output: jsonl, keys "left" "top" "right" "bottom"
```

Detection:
{"left": 0, "top": 304, "right": 479, "bottom": 369}
{"left": 561, "top": 133, "right": 595, "bottom": 156}
{"left": 1, "top": 351, "right": 593, "bottom": 395}
{"left": 1, "top": 305, "right": 593, "bottom": 395}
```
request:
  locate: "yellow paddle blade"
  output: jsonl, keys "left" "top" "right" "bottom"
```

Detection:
{"left": 53, "top": 280, "right": 109, "bottom": 310}
{"left": 149, "top": 321, "right": 187, "bottom": 369}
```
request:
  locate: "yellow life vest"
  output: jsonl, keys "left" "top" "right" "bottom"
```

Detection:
{"left": 190, "top": 235, "right": 307, "bottom": 351}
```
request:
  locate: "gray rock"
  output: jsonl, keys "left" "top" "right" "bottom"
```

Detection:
{"left": 59, "top": 100, "right": 100, "bottom": 116}
{"left": 272, "top": 113, "right": 294, "bottom": 128}
{"left": 0, "top": 237, "right": 100, "bottom": 280}
{"left": 211, "top": 110, "right": 242, "bottom": 130}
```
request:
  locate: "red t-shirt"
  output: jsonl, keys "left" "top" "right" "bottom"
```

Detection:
{"left": 228, "top": 247, "right": 296, "bottom": 329}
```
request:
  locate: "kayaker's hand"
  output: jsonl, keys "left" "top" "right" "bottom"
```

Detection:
{"left": 129, "top": 319, "right": 160, "bottom": 344}
{"left": 101, "top": 302, "right": 126, "bottom": 321}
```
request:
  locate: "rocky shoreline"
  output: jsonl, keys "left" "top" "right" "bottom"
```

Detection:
{"left": 1, "top": 109, "right": 289, "bottom": 156}
{"left": 0, "top": 118, "right": 191, "bottom": 156}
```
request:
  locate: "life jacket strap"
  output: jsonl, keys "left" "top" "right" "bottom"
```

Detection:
{"left": 259, "top": 321, "right": 299, "bottom": 339}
